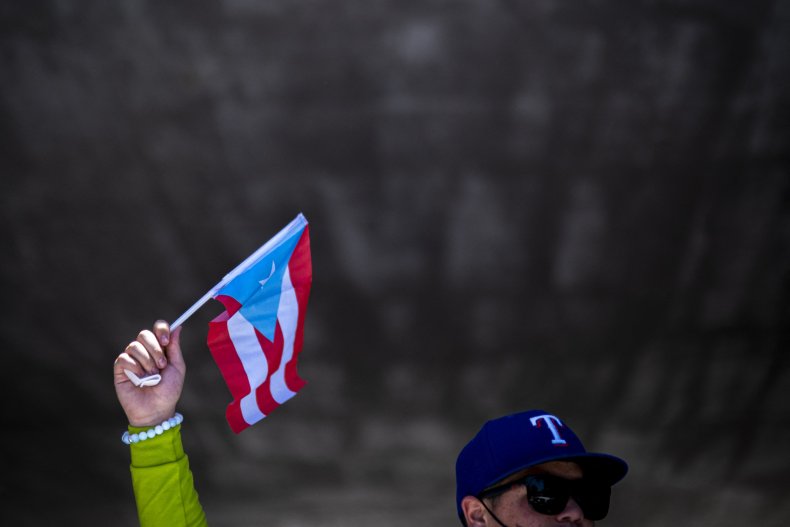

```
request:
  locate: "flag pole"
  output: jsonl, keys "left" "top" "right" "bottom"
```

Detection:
{"left": 169, "top": 213, "right": 308, "bottom": 330}
{"left": 170, "top": 288, "right": 219, "bottom": 330}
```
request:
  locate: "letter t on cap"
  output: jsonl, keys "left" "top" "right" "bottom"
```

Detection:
{"left": 530, "top": 414, "right": 568, "bottom": 445}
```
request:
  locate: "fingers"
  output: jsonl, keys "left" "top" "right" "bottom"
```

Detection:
{"left": 113, "top": 320, "right": 185, "bottom": 386}
{"left": 153, "top": 319, "right": 171, "bottom": 347}
{"left": 114, "top": 352, "right": 143, "bottom": 384}
{"left": 124, "top": 340, "right": 159, "bottom": 375}
{"left": 126, "top": 324, "right": 168, "bottom": 373}
{"left": 165, "top": 325, "right": 186, "bottom": 370}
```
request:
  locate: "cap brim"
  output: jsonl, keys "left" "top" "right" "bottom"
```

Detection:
{"left": 485, "top": 451, "right": 628, "bottom": 491}
{"left": 567, "top": 452, "right": 628, "bottom": 485}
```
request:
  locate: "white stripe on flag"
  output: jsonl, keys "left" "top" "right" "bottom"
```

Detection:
{"left": 269, "top": 266, "right": 299, "bottom": 404}
{"left": 227, "top": 310, "right": 267, "bottom": 425}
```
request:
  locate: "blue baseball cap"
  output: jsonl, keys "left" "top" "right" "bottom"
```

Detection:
{"left": 455, "top": 410, "right": 628, "bottom": 523}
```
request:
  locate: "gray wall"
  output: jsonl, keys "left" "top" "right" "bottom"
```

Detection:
{"left": 2, "top": 1, "right": 789, "bottom": 525}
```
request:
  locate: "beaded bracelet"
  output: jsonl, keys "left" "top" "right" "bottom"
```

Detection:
{"left": 121, "top": 413, "right": 183, "bottom": 445}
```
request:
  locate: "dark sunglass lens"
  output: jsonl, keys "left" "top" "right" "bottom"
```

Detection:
{"left": 574, "top": 484, "right": 611, "bottom": 521}
{"left": 525, "top": 476, "right": 569, "bottom": 515}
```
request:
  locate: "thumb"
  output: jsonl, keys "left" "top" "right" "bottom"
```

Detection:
{"left": 166, "top": 326, "right": 186, "bottom": 370}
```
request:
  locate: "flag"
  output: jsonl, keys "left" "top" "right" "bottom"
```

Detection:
{"left": 206, "top": 214, "right": 312, "bottom": 433}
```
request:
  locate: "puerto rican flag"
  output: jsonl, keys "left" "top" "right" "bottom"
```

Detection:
{"left": 206, "top": 214, "right": 312, "bottom": 433}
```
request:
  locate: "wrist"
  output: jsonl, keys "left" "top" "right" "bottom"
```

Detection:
{"left": 123, "top": 412, "right": 183, "bottom": 445}
{"left": 128, "top": 408, "right": 177, "bottom": 428}
{"left": 124, "top": 414, "right": 186, "bottom": 467}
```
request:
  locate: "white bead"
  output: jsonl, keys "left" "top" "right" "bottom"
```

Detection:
{"left": 122, "top": 413, "right": 184, "bottom": 444}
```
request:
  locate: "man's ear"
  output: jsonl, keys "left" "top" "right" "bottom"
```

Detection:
{"left": 461, "top": 496, "right": 488, "bottom": 527}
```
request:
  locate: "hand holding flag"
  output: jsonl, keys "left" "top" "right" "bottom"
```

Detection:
{"left": 118, "top": 214, "right": 312, "bottom": 433}
{"left": 114, "top": 322, "right": 186, "bottom": 427}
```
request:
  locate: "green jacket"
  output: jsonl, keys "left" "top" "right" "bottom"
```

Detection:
{"left": 128, "top": 424, "right": 208, "bottom": 526}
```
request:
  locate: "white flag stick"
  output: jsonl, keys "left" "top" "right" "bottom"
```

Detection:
{"left": 170, "top": 288, "right": 219, "bottom": 330}
{"left": 169, "top": 213, "right": 308, "bottom": 330}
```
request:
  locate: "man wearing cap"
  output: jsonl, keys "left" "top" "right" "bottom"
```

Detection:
{"left": 456, "top": 410, "right": 628, "bottom": 526}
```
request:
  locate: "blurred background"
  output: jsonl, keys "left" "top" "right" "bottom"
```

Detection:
{"left": 2, "top": 1, "right": 789, "bottom": 525}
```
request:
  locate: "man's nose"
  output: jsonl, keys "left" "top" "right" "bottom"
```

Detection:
{"left": 555, "top": 497, "right": 586, "bottom": 524}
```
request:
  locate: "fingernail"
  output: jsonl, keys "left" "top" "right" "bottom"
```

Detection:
{"left": 158, "top": 358, "right": 167, "bottom": 368}
{"left": 161, "top": 335, "right": 169, "bottom": 345}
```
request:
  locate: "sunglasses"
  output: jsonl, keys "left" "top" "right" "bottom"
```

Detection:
{"left": 479, "top": 473, "right": 611, "bottom": 521}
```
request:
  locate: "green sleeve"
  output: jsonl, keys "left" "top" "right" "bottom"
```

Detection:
{"left": 128, "top": 423, "right": 208, "bottom": 527}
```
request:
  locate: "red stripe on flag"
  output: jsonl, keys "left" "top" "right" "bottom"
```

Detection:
{"left": 225, "top": 398, "right": 248, "bottom": 433}
{"left": 284, "top": 228, "right": 311, "bottom": 393}
{"left": 216, "top": 295, "right": 243, "bottom": 317}
{"left": 207, "top": 302, "right": 251, "bottom": 433}
{"left": 207, "top": 299, "right": 249, "bottom": 401}
{"left": 253, "top": 322, "right": 284, "bottom": 416}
